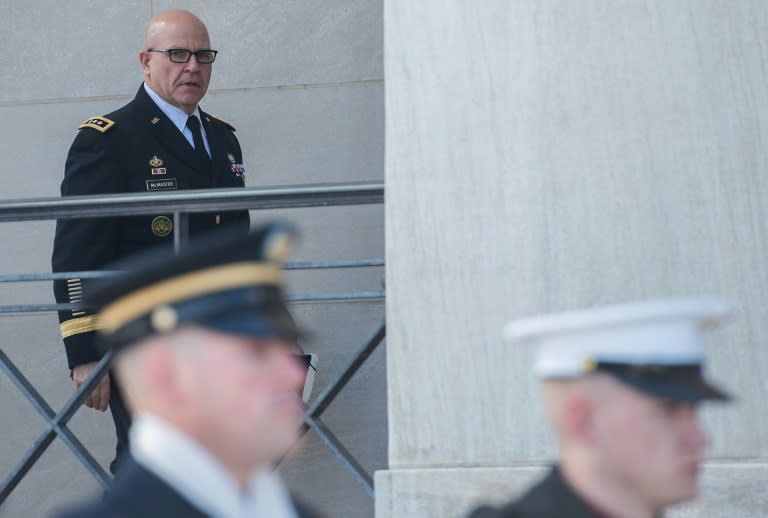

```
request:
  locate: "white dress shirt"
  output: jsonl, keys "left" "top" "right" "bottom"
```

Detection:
{"left": 131, "top": 413, "right": 299, "bottom": 518}
{"left": 143, "top": 82, "right": 211, "bottom": 157}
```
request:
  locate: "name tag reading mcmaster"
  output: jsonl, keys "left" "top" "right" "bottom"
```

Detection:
{"left": 146, "top": 178, "right": 178, "bottom": 191}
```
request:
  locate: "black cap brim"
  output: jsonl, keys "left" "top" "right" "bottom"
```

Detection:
{"left": 200, "top": 306, "right": 302, "bottom": 343}
{"left": 616, "top": 376, "right": 731, "bottom": 403}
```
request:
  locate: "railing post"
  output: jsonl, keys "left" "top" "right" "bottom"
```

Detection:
{"left": 173, "top": 211, "right": 189, "bottom": 254}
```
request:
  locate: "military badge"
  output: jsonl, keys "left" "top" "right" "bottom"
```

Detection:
{"left": 151, "top": 168, "right": 167, "bottom": 175}
{"left": 151, "top": 305, "right": 178, "bottom": 332}
{"left": 151, "top": 216, "right": 173, "bottom": 237}
{"left": 151, "top": 117, "right": 161, "bottom": 124}
{"left": 78, "top": 116, "right": 116, "bottom": 133}
{"left": 149, "top": 156, "right": 164, "bottom": 167}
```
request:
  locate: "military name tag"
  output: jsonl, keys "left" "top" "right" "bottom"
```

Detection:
{"left": 146, "top": 178, "right": 178, "bottom": 191}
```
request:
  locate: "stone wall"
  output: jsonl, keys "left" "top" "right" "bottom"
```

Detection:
{"left": 379, "top": 1, "right": 768, "bottom": 517}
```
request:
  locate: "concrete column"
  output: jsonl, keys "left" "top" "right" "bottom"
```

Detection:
{"left": 378, "top": 1, "right": 768, "bottom": 516}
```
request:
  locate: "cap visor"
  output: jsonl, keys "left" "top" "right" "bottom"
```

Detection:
{"left": 201, "top": 310, "right": 302, "bottom": 342}
{"left": 617, "top": 376, "right": 731, "bottom": 403}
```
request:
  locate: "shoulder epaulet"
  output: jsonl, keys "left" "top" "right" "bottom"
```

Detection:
{"left": 208, "top": 115, "right": 236, "bottom": 132}
{"left": 78, "top": 116, "right": 116, "bottom": 133}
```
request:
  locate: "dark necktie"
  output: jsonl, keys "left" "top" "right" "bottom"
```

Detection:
{"left": 186, "top": 115, "right": 210, "bottom": 164}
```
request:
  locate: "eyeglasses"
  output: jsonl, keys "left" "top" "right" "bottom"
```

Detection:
{"left": 147, "top": 48, "right": 218, "bottom": 64}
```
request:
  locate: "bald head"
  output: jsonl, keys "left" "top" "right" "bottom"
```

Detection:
{"left": 139, "top": 9, "right": 213, "bottom": 114}
{"left": 144, "top": 9, "right": 209, "bottom": 49}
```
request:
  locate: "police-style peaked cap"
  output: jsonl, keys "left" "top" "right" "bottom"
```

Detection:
{"left": 85, "top": 223, "right": 298, "bottom": 352}
{"left": 504, "top": 298, "right": 733, "bottom": 402}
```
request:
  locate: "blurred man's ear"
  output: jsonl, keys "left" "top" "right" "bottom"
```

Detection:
{"left": 562, "top": 395, "right": 595, "bottom": 444}
{"left": 144, "top": 344, "right": 185, "bottom": 404}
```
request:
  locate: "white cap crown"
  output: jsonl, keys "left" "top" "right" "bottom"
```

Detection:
{"left": 504, "top": 298, "right": 733, "bottom": 378}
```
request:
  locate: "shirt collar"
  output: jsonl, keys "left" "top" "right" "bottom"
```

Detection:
{"left": 130, "top": 413, "right": 299, "bottom": 518}
{"left": 143, "top": 82, "right": 202, "bottom": 134}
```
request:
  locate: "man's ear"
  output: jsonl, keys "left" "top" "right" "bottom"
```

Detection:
{"left": 562, "top": 395, "right": 595, "bottom": 445}
{"left": 139, "top": 51, "right": 151, "bottom": 73}
{"left": 144, "top": 346, "right": 182, "bottom": 403}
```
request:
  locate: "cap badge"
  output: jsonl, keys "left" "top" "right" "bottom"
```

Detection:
{"left": 264, "top": 231, "right": 294, "bottom": 263}
{"left": 151, "top": 306, "right": 178, "bottom": 332}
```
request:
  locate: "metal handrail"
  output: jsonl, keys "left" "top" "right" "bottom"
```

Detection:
{"left": 0, "top": 181, "right": 387, "bottom": 311}
{"left": 0, "top": 292, "right": 387, "bottom": 314}
{"left": 0, "top": 260, "right": 386, "bottom": 283}
{"left": 0, "top": 181, "right": 384, "bottom": 221}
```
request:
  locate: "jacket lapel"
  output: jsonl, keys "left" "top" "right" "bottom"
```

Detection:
{"left": 200, "top": 110, "right": 231, "bottom": 188}
{"left": 200, "top": 110, "right": 233, "bottom": 187}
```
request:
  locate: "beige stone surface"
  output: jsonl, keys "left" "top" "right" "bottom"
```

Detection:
{"left": 382, "top": 0, "right": 768, "bottom": 516}
{"left": 385, "top": 0, "right": 768, "bottom": 469}
{"left": 154, "top": 0, "right": 383, "bottom": 88}
{"left": 204, "top": 81, "right": 384, "bottom": 186}
{"left": 0, "top": 1, "right": 149, "bottom": 103}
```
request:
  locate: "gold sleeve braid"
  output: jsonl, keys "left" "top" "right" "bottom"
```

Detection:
{"left": 60, "top": 315, "right": 100, "bottom": 339}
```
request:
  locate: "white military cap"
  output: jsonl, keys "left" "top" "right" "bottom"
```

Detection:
{"left": 504, "top": 298, "right": 733, "bottom": 402}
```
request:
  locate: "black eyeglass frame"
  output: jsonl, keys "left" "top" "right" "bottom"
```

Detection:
{"left": 146, "top": 48, "right": 218, "bottom": 64}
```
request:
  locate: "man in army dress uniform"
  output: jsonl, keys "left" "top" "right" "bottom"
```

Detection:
{"left": 56, "top": 224, "right": 321, "bottom": 518}
{"left": 469, "top": 299, "right": 733, "bottom": 518}
{"left": 51, "top": 9, "right": 250, "bottom": 472}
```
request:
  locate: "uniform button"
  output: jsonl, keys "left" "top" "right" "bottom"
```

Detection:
{"left": 215, "top": 214, "right": 222, "bottom": 225}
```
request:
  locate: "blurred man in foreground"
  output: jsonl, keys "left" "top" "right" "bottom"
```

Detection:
{"left": 469, "top": 298, "right": 733, "bottom": 518}
{"left": 57, "top": 224, "right": 320, "bottom": 518}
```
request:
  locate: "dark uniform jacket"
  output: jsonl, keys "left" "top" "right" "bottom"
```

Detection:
{"left": 469, "top": 466, "right": 617, "bottom": 518}
{"left": 52, "top": 85, "right": 250, "bottom": 369}
{"left": 55, "top": 455, "right": 322, "bottom": 518}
